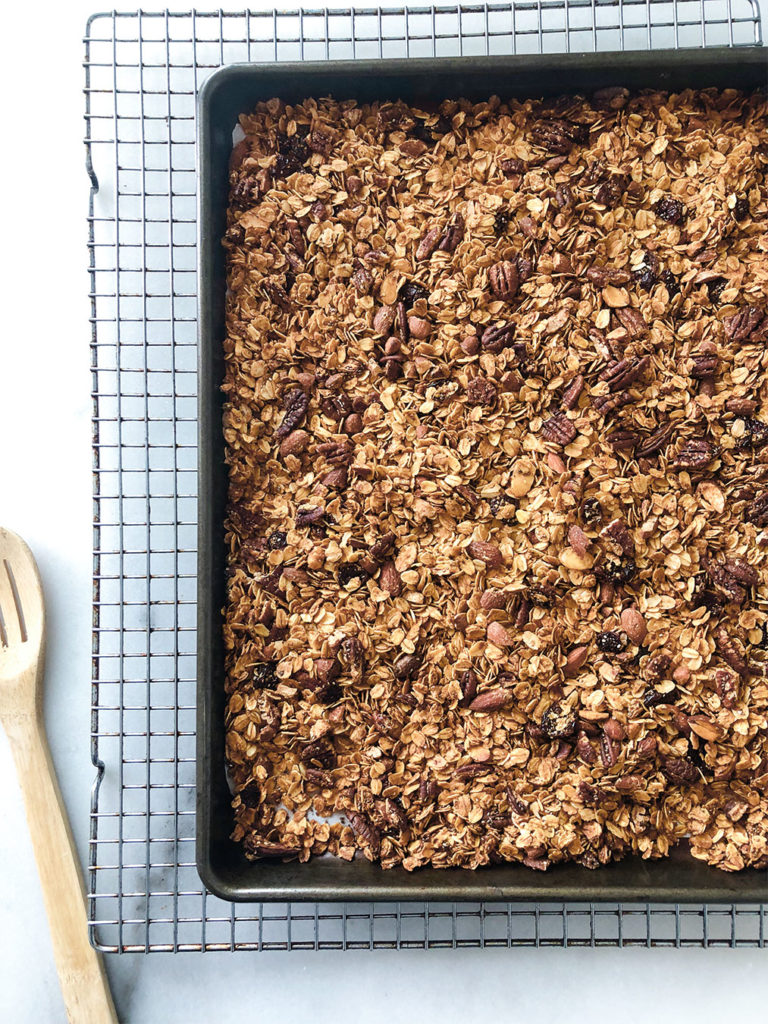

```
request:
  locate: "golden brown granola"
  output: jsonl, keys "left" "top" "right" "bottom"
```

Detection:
{"left": 221, "top": 86, "right": 768, "bottom": 873}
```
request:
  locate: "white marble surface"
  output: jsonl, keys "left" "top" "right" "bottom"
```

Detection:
{"left": 0, "top": 2, "right": 766, "bottom": 1021}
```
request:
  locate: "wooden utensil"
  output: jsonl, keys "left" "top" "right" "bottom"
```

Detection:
{"left": 0, "top": 527, "right": 117, "bottom": 1023}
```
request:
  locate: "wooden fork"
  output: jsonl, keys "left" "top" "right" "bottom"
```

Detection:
{"left": 0, "top": 527, "right": 117, "bottom": 1023}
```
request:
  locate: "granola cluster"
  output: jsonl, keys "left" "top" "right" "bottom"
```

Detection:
{"left": 222, "top": 86, "right": 768, "bottom": 872}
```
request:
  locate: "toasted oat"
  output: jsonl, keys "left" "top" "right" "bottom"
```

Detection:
{"left": 223, "top": 86, "right": 768, "bottom": 873}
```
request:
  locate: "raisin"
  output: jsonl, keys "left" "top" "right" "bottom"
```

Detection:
{"left": 654, "top": 197, "right": 686, "bottom": 224}
{"left": 494, "top": 210, "right": 512, "bottom": 235}
{"left": 400, "top": 281, "right": 429, "bottom": 308}
{"left": 661, "top": 270, "right": 680, "bottom": 298}
{"left": 267, "top": 530, "right": 287, "bottom": 550}
{"left": 596, "top": 558, "right": 636, "bottom": 585}
{"left": 582, "top": 498, "right": 603, "bottom": 523}
{"left": 707, "top": 277, "right": 727, "bottom": 304}
{"left": 597, "top": 630, "right": 626, "bottom": 654}
{"left": 239, "top": 780, "right": 260, "bottom": 809}
{"left": 541, "top": 703, "right": 578, "bottom": 739}
{"left": 736, "top": 418, "right": 768, "bottom": 452}
{"left": 338, "top": 563, "right": 370, "bottom": 587}
{"left": 489, "top": 494, "right": 514, "bottom": 516}
{"left": 252, "top": 661, "right": 279, "bottom": 689}
{"left": 642, "top": 686, "right": 678, "bottom": 708}
{"left": 733, "top": 197, "right": 750, "bottom": 221}
{"left": 274, "top": 133, "right": 310, "bottom": 179}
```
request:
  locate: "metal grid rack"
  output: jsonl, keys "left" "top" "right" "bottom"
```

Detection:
{"left": 86, "top": 2, "right": 766, "bottom": 953}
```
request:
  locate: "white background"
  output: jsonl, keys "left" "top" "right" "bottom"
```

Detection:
{"left": 0, "top": 2, "right": 766, "bottom": 1021}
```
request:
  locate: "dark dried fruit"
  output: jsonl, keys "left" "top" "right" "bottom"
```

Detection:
{"left": 707, "top": 277, "right": 727, "bottom": 304}
{"left": 733, "top": 196, "right": 751, "bottom": 221}
{"left": 736, "top": 418, "right": 768, "bottom": 452}
{"left": 597, "top": 630, "right": 626, "bottom": 654}
{"left": 541, "top": 411, "right": 577, "bottom": 445}
{"left": 582, "top": 498, "right": 603, "bottom": 523}
{"left": 274, "top": 388, "right": 309, "bottom": 440}
{"left": 393, "top": 653, "right": 421, "bottom": 680}
{"left": 673, "top": 438, "right": 720, "bottom": 470}
{"left": 489, "top": 494, "right": 514, "bottom": 516}
{"left": 480, "top": 322, "right": 516, "bottom": 353}
{"left": 724, "top": 306, "right": 766, "bottom": 345}
{"left": 596, "top": 557, "right": 636, "bottom": 585}
{"left": 267, "top": 530, "right": 287, "bottom": 550}
{"left": 531, "top": 118, "right": 587, "bottom": 154}
{"left": 466, "top": 376, "right": 498, "bottom": 407}
{"left": 337, "top": 563, "right": 370, "bottom": 587}
{"left": 488, "top": 260, "right": 519, "bottom": 300}
{"left": 307, "top": 128, "right": 332, "bottom": 155}
{"left": 642, "top": 686, "right": 678, "bottom": 708}
{"left": 594, "top": 177, "right": 625, "bottom": 208}
{"left": 274, "top": 133, "right": 309, "bottom": 178}
{"left": 400, "top": 281, "right": 429, "bottom": 308}
{"left": 600, "top": 356, "right": 650, "bottom": 392}
{"left": 541, "top": 703, "right": 578, "bottom": 739}
{"left": 633, "top": 252, "right": 660, "bottom": 290}
{"left": 494, "top": 209, "right": 512, "bottom": 235}
{"left": 348, "top": 812, "right": 381, "bottom": 854}
{"left": 661, "top": 756, "right": 699, "bottom": 785}
{"left": 654, "top": 197, "right": 686, "bottom": 224}
{"left": 251, "top": 661, "right": 279, "bottom": 689}
{"left": 438, "top": 212, "right": 465, "bottom": 252}
{"left": 340, "top": 636, "right": 364, "bottom": 668}
{"left": 301, "top": 739, "right": 335, "bottom": 769}
{"left": 239, "top": 779, "right": 260, "bottom": 808}
{"left": 601, "top": 518, "right": 635, "bottom": 556}
{"left": 661, "top": 270, "right": 680, "bottom": 299}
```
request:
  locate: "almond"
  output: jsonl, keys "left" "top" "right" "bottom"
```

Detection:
{"left": 408, "top": 316, "right": 431, "bottom": 339}
{"left": 480, "top": 588, "right": 507, "bottom": 610}
{"left": 467, "top": 541, "right": 504, "bottom": 568}
{"left": 688, "top": 714, "right": 724, "bottom": 742}
{"left": 487, "top": 621, "right": 512, "bottom": 646}
{"left": 563, "top": 645, "right": 589, "bottom": 678}
{"left": 279, "top": 429, "right": 310, "bottom": 457}
{"left": 673, "top": 664, "right": 691, "bottom": 685}
{"left": 547, "top": 452, "right": 567, "bottom": 473}
{"left": 379, "top": 560, "right": 402, "bottom": 597}
{"left": 620, "top": 608, "right": 647, "bottom": 644}
{"left": 373, "top": 304, "right": 395, "bottom": 335}
{"left": 468, "top": 688, "right": 512, "bottom": 713}
{"left": 559, "top": 547, "right": 594, "bottom": 570}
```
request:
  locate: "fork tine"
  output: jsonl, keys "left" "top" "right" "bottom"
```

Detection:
{"left": 0, "top": 594, "right": 7, "bottom": 648}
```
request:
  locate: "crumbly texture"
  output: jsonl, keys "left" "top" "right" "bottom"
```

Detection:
{"left": 222, "top": 87, "right": 768, "bottom": 873}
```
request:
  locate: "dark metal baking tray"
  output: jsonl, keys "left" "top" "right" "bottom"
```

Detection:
{"left": 197, "top": 49, "right": 768, "bottom": 903}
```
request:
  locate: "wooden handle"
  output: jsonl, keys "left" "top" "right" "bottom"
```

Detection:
{"left": 6, "top": 710, "right": 118, "bottom": 1024}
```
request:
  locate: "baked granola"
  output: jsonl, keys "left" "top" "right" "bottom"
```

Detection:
{"left": 222, "top": 86, "right": 768, "bottom": 872}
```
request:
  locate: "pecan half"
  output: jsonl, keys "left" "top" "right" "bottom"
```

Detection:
{"left": 438, "top": 212, "right": 465, "bottom": 253}
{"left": 348, "top": 812, "right": 381, "bottom": 855}
{"left": 274, "top": 388, "right": 309, "bottom": 440}
{"left": 746, "top": 493, "right": 768, "bottom": 526}
{"left": 600, "top": 356, "right": 650, "bottom": 392}
{"left": 488, "top": 260, "right": 519, "bottom": 300}
{"left": 673, "top": 438, "right": 720, "bottom": 469}
{"left": 714, "top": 626, "right": 749, "bottom": 677}
{"left": 724, "top": 306, "right": 766, "bottom": 345}
{"left": 480, "top": 322, "right": 516, "bottom": 353}
{"left": 594, "top": 390, "right": 631, "bottom": 416}
{"left": 635, "top": 422, "right": 674, "bottom": 459}
{"left": 541, "top": 411, "right": 577, "bottom": 445}
{"left": 561, "top": 375, "right": 585, "bottom": 410}
{"left": 613, "top": 307, "right": 648, "bottom": 339}
{"left": 531, "top": 118, "right": 587, "bottom": 154}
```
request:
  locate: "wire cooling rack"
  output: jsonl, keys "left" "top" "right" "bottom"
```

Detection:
{"left": 86, "top": 2, "right": 766, "bottom": 953}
